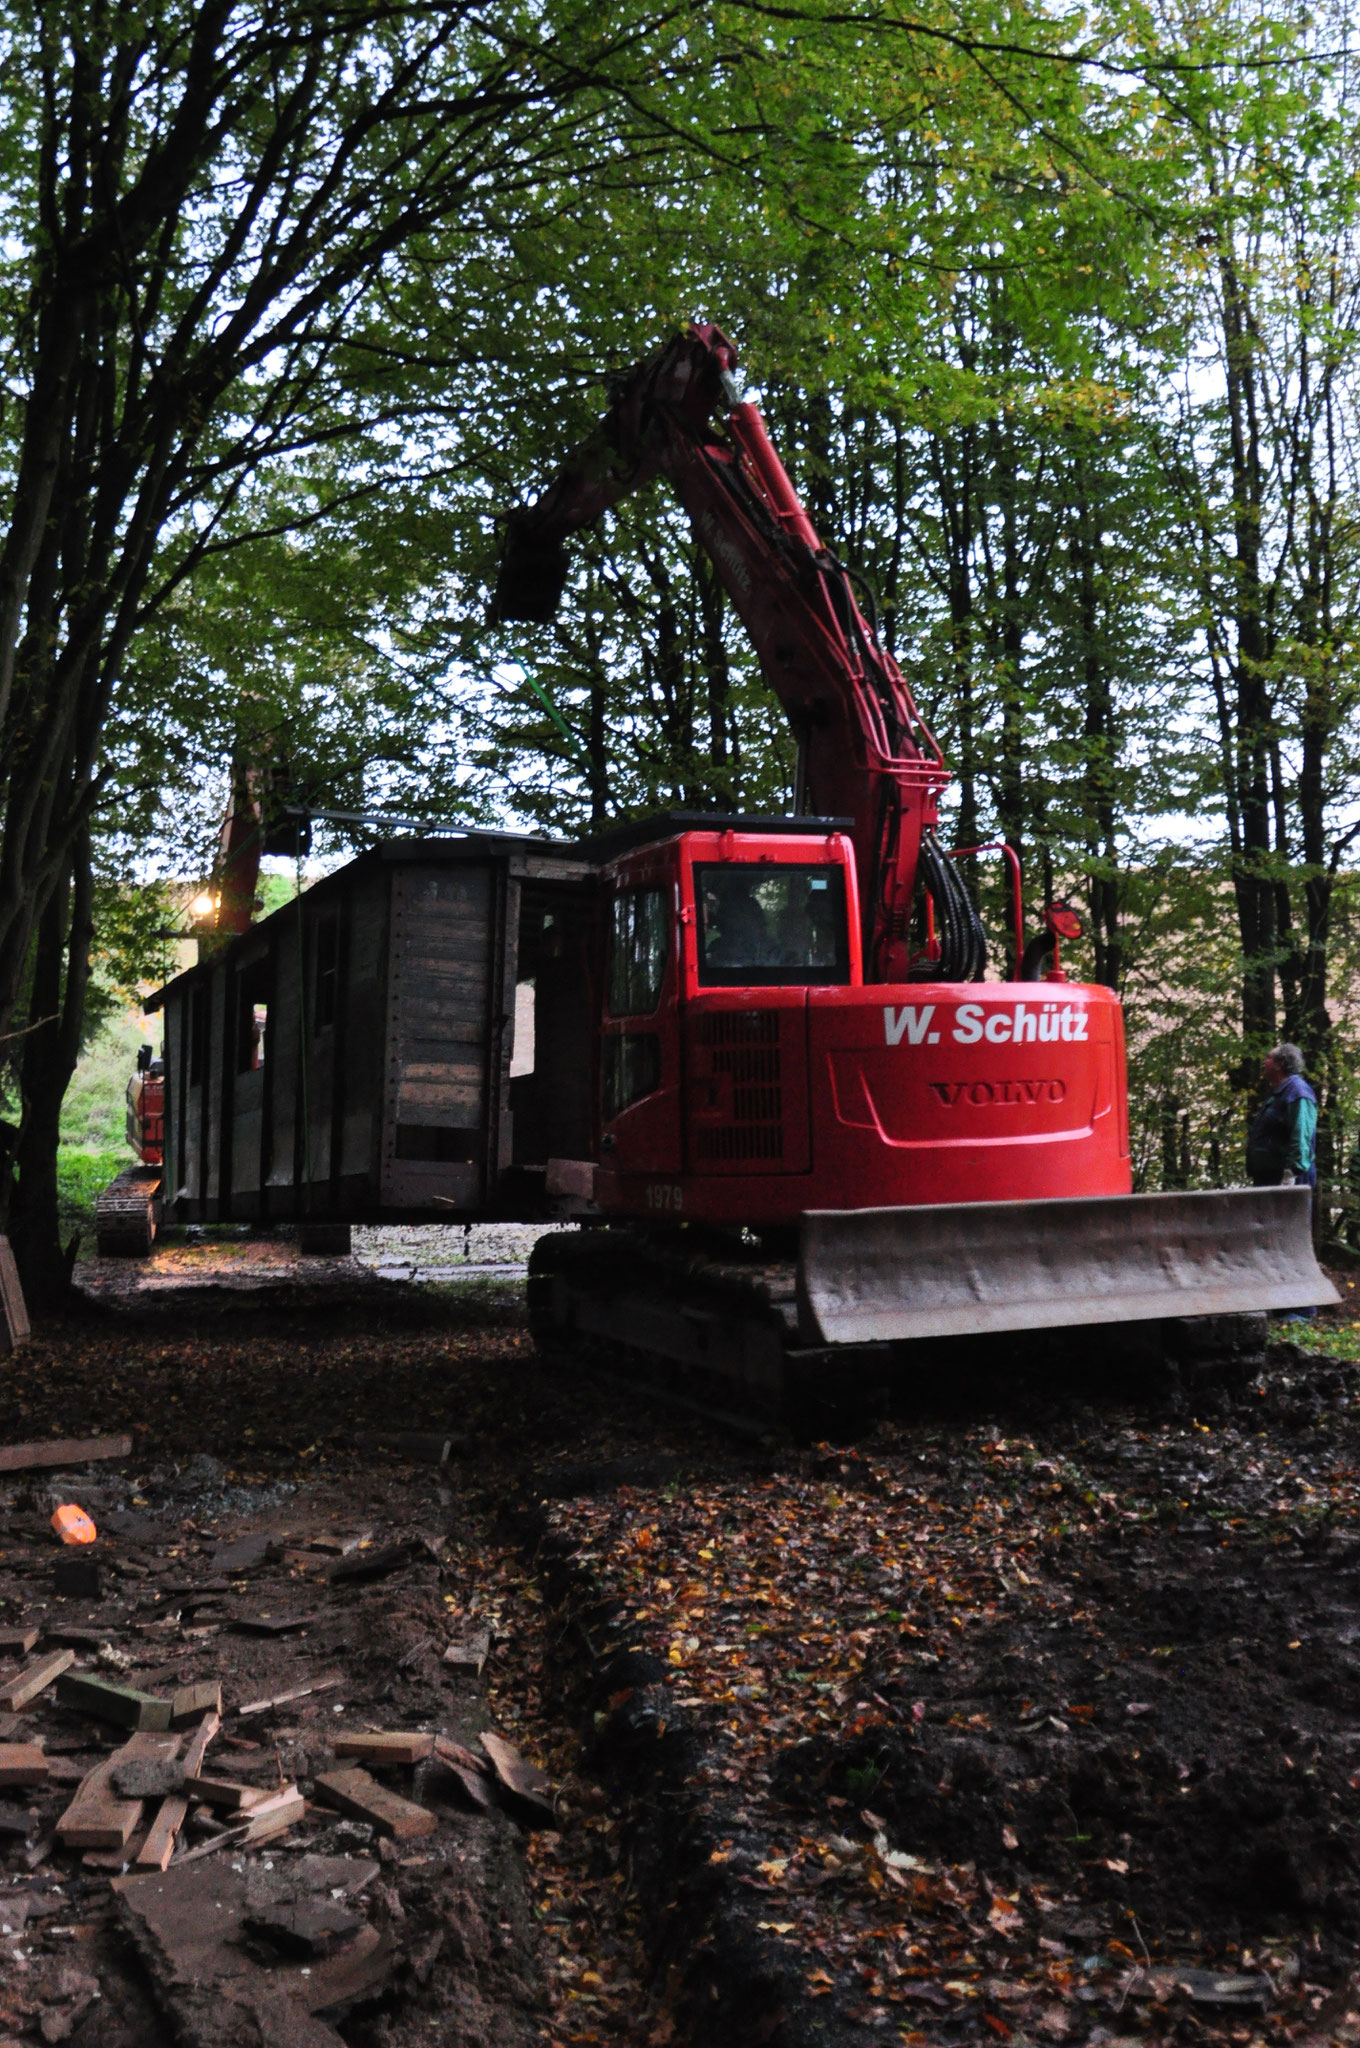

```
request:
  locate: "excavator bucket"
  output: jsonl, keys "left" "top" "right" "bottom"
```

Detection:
{"left": 797, "top": 1186, "right": 1338, "bottom": 1346}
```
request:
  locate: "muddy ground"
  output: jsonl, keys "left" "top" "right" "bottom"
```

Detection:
{"left": 1, "top": 1241, "right": 1360, "bottom": 2045}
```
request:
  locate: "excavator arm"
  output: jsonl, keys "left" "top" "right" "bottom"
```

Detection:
{"left": 491, "top": 322, "right": 983, "bottom": 980}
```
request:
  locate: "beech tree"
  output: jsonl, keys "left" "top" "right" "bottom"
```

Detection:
{"left": 0, "top": 0, "right": 752, "bottom": 1292}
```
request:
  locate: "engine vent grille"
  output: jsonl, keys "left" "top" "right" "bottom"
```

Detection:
{"left": 693, "top": 1123, "right": 784, "bottom": 1161}
{"left": 694, "top": 1010, "right": 781, "bottom": 1046}
{"left": 691, "top": 1010, "right": 784, "bottom": 1166}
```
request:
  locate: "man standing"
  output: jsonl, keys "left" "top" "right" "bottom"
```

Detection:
{"left": 1247, "top": 1044, "right": 1319, "bottom": 1191}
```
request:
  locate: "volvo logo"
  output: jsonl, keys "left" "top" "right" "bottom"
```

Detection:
{"left": 930, "top": 1078, "right": 1066, "bottom": 1106}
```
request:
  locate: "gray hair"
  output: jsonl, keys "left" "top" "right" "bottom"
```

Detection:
{"left": 1269, "top": 1042, "right": 1305, "bottom": 1076}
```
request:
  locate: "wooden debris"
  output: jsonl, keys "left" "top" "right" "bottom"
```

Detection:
{"left": 430, "top": 1737, "right": 496, "bottom": 1816}
{"left": 229, "top": 1611, "right": 316, "bottom": 1636}
{"left": 328, "top": 1537, "right": 429, "bottom": 1585}
{"left": 0, "top": 1742, "right": 47, "bottom": 1786}
{"left": 314, "top": 1766, "right": 436, "bottom": 1840}
{"left": 0, "top": 1236, "right": 30, "bottom": 1353}
{"left": 479, "top": 1730, "right": 556, "bottom": 1827}
{"left": 83, "top": 1826, "right": 150, "bottom": 1871}
{"left": 0, "top": 1808, "right": 36, "bottom": 1839}
{"left": 45, "top": 1623, "right": 111, "bottom": 1649}
{"left": 211, "top": 1533, "right": 281, "bottom": 1574}
{"left": 236, "top": 1785, "right": 306, "bottom": 1844}
{"left": 0, "top": 1647, "right": 76, "bottom": 1711}
{"left": 236, "top": 1669, "right": 342, "bottom": 1719}
{"left": 56, "top": 1731, "right": 181, "bottom": 1850}
{"left": 183, "top": 1774, "right": 273, "bottom": 1812}
{"left": 171, "top": 1682, "right": 223, "bottom": 1727}
{"left": 280, "top": 1549, "right": 330, "bottom": 1574}
{"left": 442, "top": 1627, "right": 491, "bottom": 1675}
{"left": 113, "top": 1857, "right": 393, "bottom": 2045}
{"left": 53, "top": 1554, "right": 101, "bottom": 1598}
{"left": 243, "top": 1895, "right": 362, "bottom": 1957}
{"left": 332, "top": 1730, "right": 433, "bottom": 1766}
{"left": 136, "top": 1711, "right": 220, "bottom": 1871}
{"left": 56, "top": 1671, "right": 172, "bottom": 1730}
{"left": 0, "top": 1430, "right": 129, "bottom": 1472}
{"left": 45, "top": 1756, "right": 93, "bottom": 1784}
{"left": 0, "top": 1627, "right": 38, "bottom": 1656}
{"left": 306, "top": 1529, "right": 371, "bottom": 1556}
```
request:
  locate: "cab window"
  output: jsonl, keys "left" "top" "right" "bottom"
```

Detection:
{"left": 608, "top": 887, "right": 668, "bottom": 1016}
{"left": 695, "top": 863, "right": 848, "bottom": 987}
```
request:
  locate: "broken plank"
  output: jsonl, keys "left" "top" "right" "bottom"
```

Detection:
{"left": 328, "top": 1538, "right": 428, "bottom": 1586}
{"left": 229, "top": 1612, "right": 316, "bottom": 1636}
{"left": 306, "top": 1530, "right": 371, "bottom": 1556}
{"left": 442, "top": 1627, "right": 491, "bottom": 1676}
{"left": 332, "top": 1731, "right": 433, "bottom": 1766}
{"left": 236, "top": 1786, "right": 306, "bottom": 1845}
{"left": 171, "top": 1681, "right": 222, "bottom": 1728}
{"left": 0, "top": 1743, "right": 47, "bottom": 1786}
{"left": 136, "top": 1712, "right": 220, "bottom": 1871}
{"left": 479, "top": 1730, "right": 556, "bottom": 1827}
{"left": 0, "top": 1628, "right": 38, "bottom": 1656}
{"left": 0, "top": 1647, "right": 76, "bottom": 1711}
{"left": 83, "top": 1826, "right": 150, "bottom": 1871}
{"left": 313, "top": 1766, "right": 435, "bottom": 1840}
{"left": 0, "top": 1431, "right": 130, "bottom": 1473}
{"left": 56, "top": 1671, "right": 172, "bottom": 1730}
{"left": 0, "top": 1236, "right": 30, "bottom": 1354}
{"left": 236, "top": 1670, "right": 342, "bottom": 1719}
{"left": 429, "top": 1744, "right": 497, "bottom": 1817}
{"left": 183, "top": 1775, "right": 273, "bottom": 1812}
{"left": 45, "top": 1624, "right": 113, "bottom": 1649}
{"left": 56, "top": 1731, "right": 181, "bottom": 1850}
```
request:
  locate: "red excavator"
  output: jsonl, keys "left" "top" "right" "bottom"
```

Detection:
{"left": 495, "top": 322, "right": 1333, "bottom": 1407}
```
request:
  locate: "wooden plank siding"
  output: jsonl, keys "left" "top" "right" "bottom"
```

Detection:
{"left": 381, "top": 865, "right": 499, "bottom": 1211}
{"left": 148, "top": 834, "right": 600, "bottom": 1226}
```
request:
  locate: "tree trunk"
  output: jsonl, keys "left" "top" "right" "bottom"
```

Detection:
{"left": 9, "top": 828, "right": 94, "bottom": 1306}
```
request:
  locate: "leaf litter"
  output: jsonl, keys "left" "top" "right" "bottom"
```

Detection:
{"left": 3, "top": 1262, "right": 1360, "bottom": 2043}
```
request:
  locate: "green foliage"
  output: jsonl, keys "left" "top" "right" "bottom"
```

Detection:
{"left": 56, "top": 1146, "right": 132, "bottom": 1244}
{"left": 60, "top": 1013, "right": 145, "bottom": 1152}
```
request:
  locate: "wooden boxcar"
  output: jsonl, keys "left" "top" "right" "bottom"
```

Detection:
{"left": 148, "top": 832, "right": 598, "bottom": 1226}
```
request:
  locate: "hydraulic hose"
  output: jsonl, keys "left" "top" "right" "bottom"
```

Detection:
{"left": 919, "top": 832, "right": 988, "bottom": 982}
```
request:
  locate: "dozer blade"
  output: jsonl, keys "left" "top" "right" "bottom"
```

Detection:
{"left": 797, "top": 1186, "right": 1338, "bottom": 1346}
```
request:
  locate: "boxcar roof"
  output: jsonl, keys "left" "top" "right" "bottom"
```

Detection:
{"left": 144, "top": 811, "right": 852, "bottom": 1010}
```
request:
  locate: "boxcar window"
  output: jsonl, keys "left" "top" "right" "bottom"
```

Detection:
{"left": 236, "top": 962, "right": 271, "bottom": 1071}
{"left": 695, "top": 864, "right": 848, "bottom": 987}
{"left": 607, "top": 888, "right": 668, "bottom": 1017}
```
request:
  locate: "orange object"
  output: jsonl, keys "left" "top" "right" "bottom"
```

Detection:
{"left": 50, "top": 1504, "right": 97, "bottom": 1545}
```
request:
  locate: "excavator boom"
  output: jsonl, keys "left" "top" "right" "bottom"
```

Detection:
{"left": 492, "top": 323, "right": 980, "bottom": 980}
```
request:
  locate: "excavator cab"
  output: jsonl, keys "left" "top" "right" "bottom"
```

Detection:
{"left": 598, "top": 825, "right": 858, "bottom": 1205}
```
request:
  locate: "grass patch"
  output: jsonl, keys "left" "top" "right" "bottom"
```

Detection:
{"left": 58, "top": 1145, "right": 134, "bottom": 1243}
{"left": 61, "top": 1010, "right": 147, "bottom": 1149}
